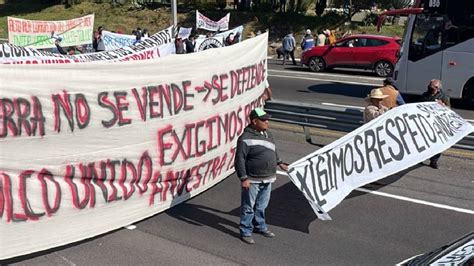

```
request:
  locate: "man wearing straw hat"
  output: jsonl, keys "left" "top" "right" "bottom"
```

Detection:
{"left": 363, "top": 88, "right": 389, "bottom": 123}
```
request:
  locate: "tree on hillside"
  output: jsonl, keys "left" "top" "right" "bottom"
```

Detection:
{"left": 331, "top": 0, "right": 394, "bottom": 21}
{"left": 315, "top": 0, "right": 326, "bottom": 16}
{"left": 392, "top": 0, "right": 412, "bottom": 9}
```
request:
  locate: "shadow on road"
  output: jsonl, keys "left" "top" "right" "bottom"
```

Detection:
{"left": 166, "top": 203, "right": 241, "bottom": 238}
{"left": 166, "top": 163, "right": 427, "bottom": 238}
{"left": 167, "top": 181, "right": 318, "bottom": 237}
{"left": 264, "top": 182, "right": 317, "bottom": 233}
{"left": 307, "top": 83, "right": 373, "bottom": 98}
{"left": 346, "top": 163, "right": 425, "bottom": 200}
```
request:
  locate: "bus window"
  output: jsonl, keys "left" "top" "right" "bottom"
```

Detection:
{"left": 444, "top": 16, "right": 474, "bottom": 47}
{"left": 408, "top": 14, "right": 444, "bottom": 61}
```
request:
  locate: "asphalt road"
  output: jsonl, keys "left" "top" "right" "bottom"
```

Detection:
{"left": 4, "top": 59, "right": 474, "bottom": 265}
{"left": 5, "top": 127, "right": 474, "bottom": 265}
{"left": 267, "top": 59, "right": 474, "bottom": 121}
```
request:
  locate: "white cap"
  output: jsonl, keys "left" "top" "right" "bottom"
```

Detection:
{"left": 306, "top": 29, "right": 311, "bottom": 35}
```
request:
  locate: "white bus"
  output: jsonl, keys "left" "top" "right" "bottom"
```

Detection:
{"left": 379, "top": 0, "right": 474, "bottom": 106}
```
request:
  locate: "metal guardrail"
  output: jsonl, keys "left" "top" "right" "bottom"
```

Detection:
{"left": 265, "top": 100, "right": 474, "bottom": 151}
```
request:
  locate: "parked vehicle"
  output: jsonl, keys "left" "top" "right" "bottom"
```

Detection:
{"left": 301, "top": 34, "right": 401, "bottom": 77}
{"left": 378, "top": 0, "right": 474, "bottom": 105}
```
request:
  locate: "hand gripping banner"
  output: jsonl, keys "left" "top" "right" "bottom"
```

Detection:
{"left": 0, "top": 33, "right": 269, "bottom": 260}
{"left": 287, "top": 103, "right": 474, "bottom": 220}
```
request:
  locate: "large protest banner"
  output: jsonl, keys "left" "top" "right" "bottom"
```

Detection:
{"left": 196, "top": 10, "right": 230, "bottom": 31}
{"left": 0, "top": 32, "right": 269, "bottom": 260}
{"left": 287, "top": 103, "right": 474, "bottom": 220}
{"left": 8, "top": 15, "right": 94, "bottom": 49}
{"left": 101, "top": 30, "right": 137, "bottom": 51}
{"left": 0, "top": 26, "right": 175, "bottom": 64}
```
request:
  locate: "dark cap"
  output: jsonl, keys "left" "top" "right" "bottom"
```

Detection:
{"left": 249, "top": 108, "right": 271, "bottom": 121}
{"left": 384, "top": 77, "right": 395, "bottom": 85}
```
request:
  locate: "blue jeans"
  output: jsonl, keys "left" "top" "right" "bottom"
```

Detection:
{"left": 240, "top": 182, "right": 272, "bottom": 237}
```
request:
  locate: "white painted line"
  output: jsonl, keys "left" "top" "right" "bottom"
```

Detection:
{"left": 276, "top": 171, "right": 474, "bottom": 215}
{"left": 322, "top": 102, "right": 364, "bottom": 110}
{"left": 124, "top": 224, "right": 137, "bottom": 230}
{"left": 354, "top": 187, "right": 474, "bottom": 215}
{"left": 268, "top": 73, "right": 381, "bottom": 87}
{"left": 57, "top": 254, "right": 76, "bottom": 266}
{"left": 269, "top": 68, "right": 384, "bottom": 81}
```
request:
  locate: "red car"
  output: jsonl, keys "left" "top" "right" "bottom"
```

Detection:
{"left": 301, "top": 34, "right": 401, "bottom": 77}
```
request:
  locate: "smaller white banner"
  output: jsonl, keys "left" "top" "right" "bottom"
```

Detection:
{"left": 195, "top": 26, "right": 243, "bottom": 52}
{"left": 7, "top": 15, "right": 95, "bottom": 49}
{"left": 287, "top": 103, "right": 474, "bottom": 220}
{"left": 196, "top": 10, "right": 230, "bottom": 31}
{"left": 102, "top": 30, "right": 136, "bottom": 51}
{"left": 178, "top": 27, "right": 192, "bottom": 40}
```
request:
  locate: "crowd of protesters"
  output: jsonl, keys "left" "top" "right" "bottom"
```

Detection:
{"left": 52, "top": 25, "right": 243, "bottom": 56}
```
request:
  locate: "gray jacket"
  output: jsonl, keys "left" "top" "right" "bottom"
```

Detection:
{"left": 234, "top": 127, "right": 282, "bottom": 181}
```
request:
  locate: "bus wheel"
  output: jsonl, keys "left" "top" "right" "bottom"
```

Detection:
{"left": 462, "top": 79, "right": 474, "bottom": 109}
{"left": 308, "top": 57, "right": 325, "bottom": 72}
{"left": 374, "top": 61, "right": 393, "bottom": 77}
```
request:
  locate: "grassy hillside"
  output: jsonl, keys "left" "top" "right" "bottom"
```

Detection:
{"left": 0, "top": 1, "right": 404, "bottom": 52}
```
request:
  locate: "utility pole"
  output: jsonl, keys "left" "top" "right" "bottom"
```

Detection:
{"left": 171, "top": 0, "right": 177, "bottom": 36}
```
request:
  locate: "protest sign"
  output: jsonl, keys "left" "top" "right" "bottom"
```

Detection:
{"left": 102, "top": 30, "right": 136, "bottom": 51}
{"left": 7, "top": 15, "right": 95, "bottom": 49}
{"left": 195, "top": 26, "right": 244, "bottom": 52}
{"left": 287, "top": 103, "right": 474, "bottom": 220}
{"left": 196, "top": 10, "right": 230, "bottom": 31}
{"left": 178, "top": 27, "right": 192, "bottom": 40}
{"left": 0, "top": 32, "right": 269, "bottom": 260}
{"left": 0, "top": 26, "right": 175, "bottom": 64}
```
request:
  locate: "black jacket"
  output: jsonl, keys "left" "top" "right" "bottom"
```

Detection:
{"left": 421, "top": 90, "right": 451, "bottom": 107}
{"left": 234, "top": 127, "right": 282, "bottom": 181}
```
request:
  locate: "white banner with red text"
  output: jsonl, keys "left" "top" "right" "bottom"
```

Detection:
{"left": 196, "top": 10, "right": 230, "bottom": 31}
{"left": 0, "top": 26, "right": 175, "bottom": 64}
{"left": 287, "top": 103, "right": 474, "bottom": 220}
{"left": 7, "top": 15, "right": 95, "bottom": 49}
{"left": 0, "top": 33, "right": 269, "bottom": 260}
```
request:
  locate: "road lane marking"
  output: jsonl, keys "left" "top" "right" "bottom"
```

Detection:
{"left": 276, "top": 171, "right": 474, "bottom": 215}
{"left": 268, "top": 73, "right": 381, "bottom": 87}
{"left": 322, "top": 102, "right": 364, "bottom": 110}
{"left": 269, "top": 69, "right": 384, "bottom": 81}
{"left": 268, "top": 68, "right": 384, "bottom": 81}
{"left": 56, "top": 254, "right": 76, "bottom": 266}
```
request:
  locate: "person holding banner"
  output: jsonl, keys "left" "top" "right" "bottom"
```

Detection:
{"left": 93, "top": 26, "right": 105, "bottom": 52}
{"left": 185, "top": 35, "right": 196, "bottom": 53}
{"left": 363, "top": 88, "right": 389, "bottom": 123}
{"left": 421, "top": 79, "right": 450, "bottom": 169}
{"left": 235, "top": 108, "right": 289, "bottom": 245}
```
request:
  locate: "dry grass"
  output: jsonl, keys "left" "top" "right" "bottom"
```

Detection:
{"left": 0, "top": 2, "right": 405, "bottom": 46}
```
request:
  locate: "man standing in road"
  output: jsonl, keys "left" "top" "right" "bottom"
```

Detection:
{"left": 235, "top": 108, "right": 289, "bottom": 244}
{"left": 282, "top": 31, "right": 296, "bottom": 66}
{"left": 421, "top": 79, "right": 450, "bottom": 169}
